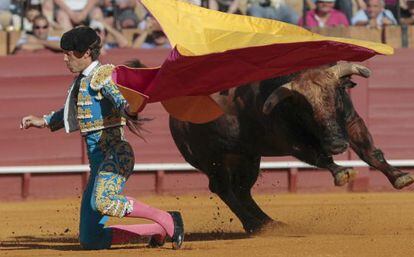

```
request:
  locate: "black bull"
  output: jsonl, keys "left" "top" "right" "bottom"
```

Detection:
{"left": 169, "top": 63, "right": 414, "bottom": 233}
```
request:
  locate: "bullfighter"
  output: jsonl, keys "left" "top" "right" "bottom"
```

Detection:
{"left": 20, "top": 26, "right": 184, "bottom": 250}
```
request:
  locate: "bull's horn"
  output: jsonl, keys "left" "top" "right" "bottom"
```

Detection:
{"left": 329, "top": 63, "right": 371, "bottom": 79}
{"left": 262, "top": 83, "right": 292, "bottom": 115}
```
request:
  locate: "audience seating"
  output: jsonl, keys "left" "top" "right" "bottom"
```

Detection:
{"left": 2, "top": 26, "right": 414, "bottom": 56}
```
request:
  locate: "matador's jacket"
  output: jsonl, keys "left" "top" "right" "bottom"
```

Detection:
{"left": 44, "top": 61, "right": 135, "bottom": 248}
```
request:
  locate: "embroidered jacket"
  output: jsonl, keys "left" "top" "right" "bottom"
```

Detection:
{"left": 44, "top": 63, "right": 128, "bottom": 134}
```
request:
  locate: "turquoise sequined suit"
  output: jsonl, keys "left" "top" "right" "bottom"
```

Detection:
{"left": 44, "top": 62, "right": 135, "bottom": 249}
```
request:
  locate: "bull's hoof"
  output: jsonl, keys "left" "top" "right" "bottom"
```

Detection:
{"left": 334, "top": 169, "right": 358, "bottom": 186}
{"left": 246, "top": 220, "right": 287, "bottom": 235}
{"left": 244, "top": 223, "right": 265, "bottom": 234}
{"left": 244, "top": 218, "right": 275, "bottom": 234}
{"left": 393, "top": 174, "right": 414, "bottom": 189}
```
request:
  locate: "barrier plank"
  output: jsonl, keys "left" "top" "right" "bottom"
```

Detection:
{"left": 348, "top": 26, "right": 382, "bottom": 42}
{"left": 0, "top": 31, "right": 7, "bottom": 56}
{"left": 409, "top": 25, "right": 414, "bottom": 48}
{"left": 310, "top": 26, "right": 382, "bottom": 42}
{"left": 8, "top": 30, "right": 21, "bottom": 54}
{"left": 384, "top": 26, "right": 402, "bottom": 48}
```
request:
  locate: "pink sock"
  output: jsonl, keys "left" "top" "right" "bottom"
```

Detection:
{"left": 111, "top": 224, "right": 166, "bottom": 244}
{"left": 126, "top": 197, "right": 174, "bottom": 237}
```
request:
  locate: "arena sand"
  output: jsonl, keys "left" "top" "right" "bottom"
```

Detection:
{"left": 1, "top": 193, "right": 414, "bottom": 257}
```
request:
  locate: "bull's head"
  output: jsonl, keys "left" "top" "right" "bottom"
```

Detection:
{"left": 262, "top": 62, "right": 371, "bottom": 155}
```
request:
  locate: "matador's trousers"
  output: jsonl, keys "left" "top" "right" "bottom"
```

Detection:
{"left": 79, "top": 127, "right": 135, "bottom": 250}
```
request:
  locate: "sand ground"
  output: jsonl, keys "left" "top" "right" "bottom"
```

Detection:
{"left": 1, "top": 193, "right": 414, "bottom": 257}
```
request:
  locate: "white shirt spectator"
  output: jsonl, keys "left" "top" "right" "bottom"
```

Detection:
{"left": 63, "top": 0, "right": 88, "bottom": 11}
{"left": 351, "top": 9, "right": 397, "bottom": 26}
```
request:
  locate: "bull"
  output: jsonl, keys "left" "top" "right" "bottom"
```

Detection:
{"left": 169, "top": 62, "right": 414, "bottom": 233}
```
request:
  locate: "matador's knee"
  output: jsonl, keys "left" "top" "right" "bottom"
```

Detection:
{"left": 93, "top": 194, "right": 133, "bottom": 218}
{"left": 93, "top": 171, "right": 133, "bottom": 217}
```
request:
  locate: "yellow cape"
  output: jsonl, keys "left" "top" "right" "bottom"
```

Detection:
{"left": 141, "top": 0, "right": 393, "bottom": 56}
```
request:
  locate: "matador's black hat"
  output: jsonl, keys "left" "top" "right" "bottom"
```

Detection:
{"left": 60, "top": 26, "right": 101, "bottom": 52}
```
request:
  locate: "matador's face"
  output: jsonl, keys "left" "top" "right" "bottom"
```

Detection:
{"left": 63, "top": 50, "right": 92, "bottom": 74}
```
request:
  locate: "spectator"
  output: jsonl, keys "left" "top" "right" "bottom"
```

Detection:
{"left": 132, "top": 15, "right": 170, "bottom": 49}
{"left": 14, "top": 15, "right": 61, "bottom": 53}
{"left": 209, "top": 0, "right": 243, "bottom": 13}
{"left": 305, "top": 0, "right": 316, "bottom": 10}
{"left": 89, "top": 19, "right": 129, "bottom": 54}
{"left": 305, "top": 0, "right": 367, "bottom": 23}
{"left": 134, "top": 0, "right": 148, "bottom": 21}
{"left": 113, "top": 0, "right": 139, "bottom": 29}
{"left": 92, "top": 0, "right": 139, "bottom": 29}
{"left": 117, "top": 7, "right": 139, "bottom": 29}
{"left": 90, "top": 1, "right": 114, "bottom": 26}
{"left": 334, "top": 0, "right": 353, "bottom": 22}
{"left": 22, "top": 7, "right": 41, "bottom": 32}
{"left": 400, "top": 0, "right": 414, "bottom": 24}
{"left": 49, "top": 0, "right": 100, "bottom": 31}
{"left": 384, "top": 0, "right": 399, "bottom": 19}
{"left": 354, "top": 0, "right": 368, "bottom": 10}
{"left": 42, "top": 0, "right": 63, "bottom": 30}
{"left": 352, "top": 0, "right": 397, "bottom": 28}
{"left": 299, "top": 0, "right": 349, "bottom": 28}
{"left": 247, "top": 0, "right": 299, "bottom": 24}
{"left": 0, "top": 0, "right": 12, "bottom": 30}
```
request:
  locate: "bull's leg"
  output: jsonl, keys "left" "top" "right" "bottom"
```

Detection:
{"left": 293, "top": 148, "right": 357, "bottom": 186}
{"left": 347, "top": 115, "right": 414, "bottom": 189}
{"left": 230, "top": 155, "right": 273, "bottom": 225}
{"left": 205, "top": 157, "right": 265, "bottom": 234}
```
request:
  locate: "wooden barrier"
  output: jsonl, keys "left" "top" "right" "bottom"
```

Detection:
{"left": 2, "top": 160, "right": 414, "bottom": 198}
{"left": 409, "top": 25, "right": 414, "bottom": 48}
{"left": 0, "top": 31, "right": 6, "bottom": 56}
{"left": 311, "top": 26, "right": 382, "bottom": 42}
{"left": 7, "top": 30, "right": 21, "bottom": 54}
{"left": 384, "top": 26, "right": 402, "bottom": 48}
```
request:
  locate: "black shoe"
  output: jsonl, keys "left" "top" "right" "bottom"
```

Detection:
{"left": 147, "top": 235, "right": 166, "bottom": 248}
{"left": 168, "top": 211, "right": 184, "bottom": 250}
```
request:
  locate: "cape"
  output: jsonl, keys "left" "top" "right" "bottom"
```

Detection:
{"left": 112, "top": 0, "right": 393, "bottom": 123}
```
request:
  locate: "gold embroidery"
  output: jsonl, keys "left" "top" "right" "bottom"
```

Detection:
{"left": 79, "top": 115, "right": 126, "bottom": 133}
{"left": 90, "top": 64, "right": 115, "bottom": 91}
{"left": 77, "top": 95, "right": 92, "bottom": 106}
{"left": 77, "top": 108, "right": 93, "bottom": 119}
{"left": 79, "top": 80, "right": 88, "bottom": 92}
{"left": 94, "top": 171, "right": 129, "bottom": 217}
{"left": 91, "top": 127, "right": 134, "bottom": 217}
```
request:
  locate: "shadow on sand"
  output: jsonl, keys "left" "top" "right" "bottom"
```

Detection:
{"left": 0, "top": 231, "right": 249, "bottom": 251}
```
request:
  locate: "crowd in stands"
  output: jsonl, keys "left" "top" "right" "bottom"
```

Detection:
{"left": 0, "top": 0, "right": 414, "bottom": 54}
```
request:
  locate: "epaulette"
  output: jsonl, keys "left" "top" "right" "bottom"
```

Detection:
{"left": 90, "top": 64, "right": 115, "bottom": 91}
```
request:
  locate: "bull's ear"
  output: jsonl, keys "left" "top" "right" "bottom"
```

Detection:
{"left": 262, "top": 85, "right": 292, "bottom": 115}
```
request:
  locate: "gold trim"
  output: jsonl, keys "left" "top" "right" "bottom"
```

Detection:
{"left": 91, "top": 64, "right": 115, "bottom": 91}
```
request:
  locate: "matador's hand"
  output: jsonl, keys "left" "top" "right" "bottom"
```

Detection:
{"left": 20, "top": 115, "right": 47, "bottom": 129}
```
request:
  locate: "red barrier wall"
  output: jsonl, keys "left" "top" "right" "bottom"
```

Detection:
{"left": 1, "top": 48, "right": 413, "bottom": 199}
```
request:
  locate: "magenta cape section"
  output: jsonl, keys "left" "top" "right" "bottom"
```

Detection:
{"left": 113, "top": 39, "right": 376, "bottom": 101}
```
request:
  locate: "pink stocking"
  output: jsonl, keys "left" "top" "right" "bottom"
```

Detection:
{"left": 111, "top": 224, "right": 166, "bottom": 244}
{"left": 125, "top": 197, "right": 174, "bottom": 237}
